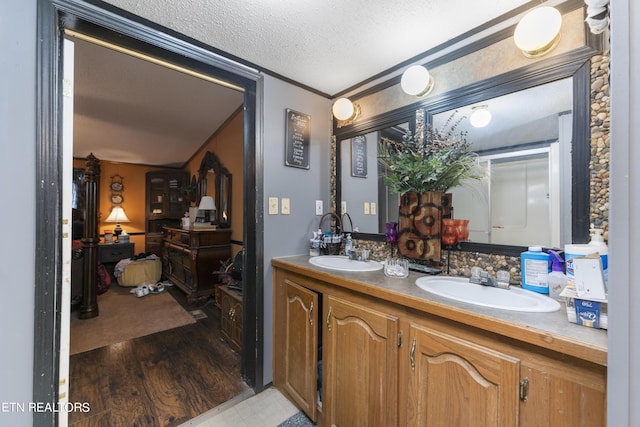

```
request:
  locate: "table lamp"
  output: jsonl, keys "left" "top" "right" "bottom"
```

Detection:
{"left": 198, "top": 196, "right": 216, "bottom": 224}
{"left": 105, "top": 206, "right": 130, "bottom": 241}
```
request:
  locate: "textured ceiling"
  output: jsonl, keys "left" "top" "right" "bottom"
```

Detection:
{"left": 104, "top": 0, "right": 532, "bottom": 95}
{"left": 72, "top": 0, "right": 543, "bottom": 167}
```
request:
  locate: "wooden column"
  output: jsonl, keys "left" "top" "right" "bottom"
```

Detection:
{"left": 79, "top": 153, "right": 100, "bottom": 319}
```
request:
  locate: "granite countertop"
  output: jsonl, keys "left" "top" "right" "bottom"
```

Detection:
{"left": 272, "top": 255, "right": 608, "bottom": 366}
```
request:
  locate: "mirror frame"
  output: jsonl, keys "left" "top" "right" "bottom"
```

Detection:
{"left": 335, "top": 50, "right": 596, "bottom": 256}
{"left": 197, "top": 151, "right": 232, "bottom": 228}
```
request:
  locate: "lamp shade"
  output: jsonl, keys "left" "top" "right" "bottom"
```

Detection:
{"left": 332, "top": 98, "right": 356, "bottom": 121}
{"left": 105, "top": 206, "right": 130, "bottom": 223}
{"left": 401, "top": 65, "right": 433, "bottom": 96}
{"left": 514, "top": 6, "right": 562, "bottom": 58}
{"left": 469, "top": 105, "right": 492, "bottom": 128}
{"left": 198, "top": 196, "right": 216, "bottom": 211}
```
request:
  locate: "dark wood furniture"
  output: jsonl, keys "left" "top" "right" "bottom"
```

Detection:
{"left": 98, "top": 242, "right": 135, "bottom": 275}
{"left": 218, "top": 285, "right": 242, "bottom": 352}
{"left": 80, "top": 153, "right": 101, "bottom": 319}
{"left": 161, "top": 226, "right": 231, "bottom": 305}
{"left": 145, "top": 170, "right": 189, "bottom": 256}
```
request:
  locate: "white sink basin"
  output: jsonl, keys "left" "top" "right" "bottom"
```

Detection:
{"left": 415, "top": 276, "right": 561, "bottom": 313}
{"left": 309, "top": 256, "right": 383, "bottom": 272}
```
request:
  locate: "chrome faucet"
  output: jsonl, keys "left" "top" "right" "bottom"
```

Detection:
{"left": 470, "top": 268, "right": 510, "bottom": 289}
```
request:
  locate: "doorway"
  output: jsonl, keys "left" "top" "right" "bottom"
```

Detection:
{"left": 35, "top": 1, "right": 264, "bottom": 425}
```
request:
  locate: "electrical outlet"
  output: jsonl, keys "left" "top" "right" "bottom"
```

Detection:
{"left": 281, "top": 198, "right": 290, "bottom": 215}
{"left": 364, "top": 202, "right": 370, "bottom": 215}
{"left": 341, "top": 201, "right": 347, "bottom": 213}
{"left": 370, "top": 202, "right": 377, "bottom": 215}
{"left": 315, "top": 200, "right": 323, "bottom": 215}
{"left": 268, "top": 197, "right": 279, "bottom": 215}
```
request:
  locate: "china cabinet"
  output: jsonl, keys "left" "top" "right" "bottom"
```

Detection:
{"left": 145, "top": 170, "right": 189, "bottom": 256}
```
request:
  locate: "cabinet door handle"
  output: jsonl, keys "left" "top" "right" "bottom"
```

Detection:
{"left": 326, "top": 306, "right": 332, "bottom": 331}
{"left": 308, "top": 302, "right": 314, "bottom": 325}
{"left": 410, "top": 337, "right": 416, "bottom": 371}
{"left": 519, "top": 378, "right": 529, "bottom": 401}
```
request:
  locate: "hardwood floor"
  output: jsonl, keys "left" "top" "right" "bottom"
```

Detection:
{"left": 68, "top": 286, "right": 249, "bottom": 426}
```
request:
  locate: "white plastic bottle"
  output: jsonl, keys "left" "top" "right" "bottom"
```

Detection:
{"left": 588, "top": 227, "right": 608, "bottom": 286}
{"left": 344, "top": 233, "right": 353, "bottom": 254}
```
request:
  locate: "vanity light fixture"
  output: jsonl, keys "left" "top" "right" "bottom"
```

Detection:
{"left": 469, "top": 105, "right": 492, "bottom": 128}
{"left": 400, "top": 65, "right": 434, "bottom": 97}
{"left": 198, "top": 195, "right": 217, "bottom": 224}
{"left": 514, "top": 6, "right": 562, "bottom": 58}
{"left": 332, "top": 97, "right": 361, "bottom": 127}
{"left": 105, "top": 206, "right": 130, "bottom": 239}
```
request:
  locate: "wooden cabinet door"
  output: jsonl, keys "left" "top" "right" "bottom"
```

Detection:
{"left": 230, "top": 298, "right": 242, "bottom": 350}
{"left": 405, "top": 322, "right": 520, "bottom": 427}
{"left": 220, "top": 286, "right": 242, "bottom": 352}
{"left": 275, "top": 279, "right": 319, "bottom": 421}
{"left": 324, "top": 295, "right": 399, "bottom": 427}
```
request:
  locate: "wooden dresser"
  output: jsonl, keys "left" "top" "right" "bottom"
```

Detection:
{"left": 161, "top": 226, "right": 231, "bottom": 304}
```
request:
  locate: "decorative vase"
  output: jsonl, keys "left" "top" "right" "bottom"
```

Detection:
{"left": 397, "top": 191, "right": 453, "bottom": 262}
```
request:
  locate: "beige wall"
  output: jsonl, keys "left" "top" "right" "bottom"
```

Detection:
{"left": 187, "top": 109, "right": 244, "bottom": 254}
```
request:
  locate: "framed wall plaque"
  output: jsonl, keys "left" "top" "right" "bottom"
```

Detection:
{"left": 351, "top": 135, "right": 367, "bottom": 177}
{"left": 285, "top": 108, "right": 310, "bottom": 169}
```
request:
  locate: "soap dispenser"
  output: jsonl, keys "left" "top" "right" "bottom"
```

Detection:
{"left": 344, "top": 233, "right": 353, "bottom": 254}
{"left": 548, "top": 250, "right": 567, "bottom": 302}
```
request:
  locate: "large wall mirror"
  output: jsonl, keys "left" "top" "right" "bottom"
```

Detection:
{"left": 336, "top": 54, "right": 593, "bottom": 255}
{"left": 197, "top": 151, "right": 232, "bottom": 228}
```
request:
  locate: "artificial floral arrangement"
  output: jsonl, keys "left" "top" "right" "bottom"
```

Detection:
{"left": 378, "top": 111, "right": 482, "bottom": 194}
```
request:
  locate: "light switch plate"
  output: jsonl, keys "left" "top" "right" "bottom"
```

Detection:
{"left": 370, "top": 202, "right": 377, "bottom": 215}
{"left": 268, "top": 197, "right": 279, "bottom": 215}
{"left": 364, "top": 202, "right": 370, "bottom": 215}
{"left": 315, "top": 200, "right": 323, "bottom": 215}
{"left": 281, "top": 198, "right": 290, "bottom": 215}
{"left": 341, "top": 201, "right": 347, "bottom": 214}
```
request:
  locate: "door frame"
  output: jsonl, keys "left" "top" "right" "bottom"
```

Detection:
{"left": 35, "top": 1, "right": 265, "bottom": 424}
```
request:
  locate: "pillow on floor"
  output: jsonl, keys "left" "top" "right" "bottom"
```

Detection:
{"left": 117, "top": 259, "right": 161, "bottom": 287}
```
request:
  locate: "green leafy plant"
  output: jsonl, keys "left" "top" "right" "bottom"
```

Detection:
{"left": 378, "top": 111, "right": 482, "bottom": 194}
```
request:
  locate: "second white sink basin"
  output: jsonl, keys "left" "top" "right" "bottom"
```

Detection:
{"left": 309, "top": 256, "right": 383, "bottom": 272}
{"left": 415, "top": 276, "right": 561, "bottom": 313}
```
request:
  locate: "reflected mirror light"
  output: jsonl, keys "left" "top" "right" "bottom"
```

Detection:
{"left": 469, "top": 105, "right": 492, "bottom": 128}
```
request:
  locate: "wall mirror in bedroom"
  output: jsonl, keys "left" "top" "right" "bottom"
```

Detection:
{"left": 335, "top": 57, "right": 592, "bottom": 255}
{"left": 197, "top": 151, "right": 232, "bottom": 228}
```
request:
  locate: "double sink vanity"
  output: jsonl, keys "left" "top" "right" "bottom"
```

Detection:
{"left": 272, "top": 255, "right": 607, "bottom": 427}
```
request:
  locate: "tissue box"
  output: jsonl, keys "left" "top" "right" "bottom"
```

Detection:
{"left": 560, "top": 284, "right": 608, "bottom": 329}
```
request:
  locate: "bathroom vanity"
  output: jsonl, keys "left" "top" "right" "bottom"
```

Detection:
{"left": 272, "top": 255, "right": 607, "bottom": 427}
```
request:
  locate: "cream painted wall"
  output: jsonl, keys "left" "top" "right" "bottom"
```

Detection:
{"left": 187, "top": 109, "right": 244, "bottom": 253}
